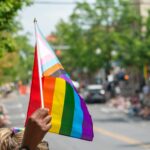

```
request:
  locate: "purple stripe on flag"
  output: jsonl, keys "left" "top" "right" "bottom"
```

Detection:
{"left": 80, "top": 95, "right": 94, "bottom": 141}
{"left": 60, "top": 74, "right": 73, "bottom": 85}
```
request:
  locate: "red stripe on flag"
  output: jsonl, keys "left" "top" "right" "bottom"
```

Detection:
{"left": 25, "top": 46, "right": 41, "bottom": 125}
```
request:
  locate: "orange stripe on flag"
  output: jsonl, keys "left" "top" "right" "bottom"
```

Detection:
{"left": 43, "top": 63, "right": 64, "bottom": 76}
{"left": 42, "top": 77, "right": 56, "bottom": 114}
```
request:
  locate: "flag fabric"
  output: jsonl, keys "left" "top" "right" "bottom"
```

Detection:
{"left": 26, "top": 23, "right": 94, "bottom": 141}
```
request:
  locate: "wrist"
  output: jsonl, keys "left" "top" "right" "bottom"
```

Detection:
{"left": 19, "top": 146, "right": 30, "bottom": 150}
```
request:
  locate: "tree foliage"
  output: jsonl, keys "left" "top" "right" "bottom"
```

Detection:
{"left": 0, "top": 35, "right": 33, "bottom": 84}
{"left": 54, "top": 0, "right": 150, "bottom": 77}
{"left": 0, "top": 0, "right": 32, "bottom": 56}
{"left": 0, "top": 0, "right": 33, "bottom": 84}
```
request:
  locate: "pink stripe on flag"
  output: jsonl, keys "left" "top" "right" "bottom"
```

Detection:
{"left": 40, "top": 54, "right": 55, "bottom": 65}
{"left": 37, "top": 33, "right": 48, "bottom": 48}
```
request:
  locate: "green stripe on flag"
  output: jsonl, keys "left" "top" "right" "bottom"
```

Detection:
{"left": 59, "top": 82, "right": 75, "bottom": 135}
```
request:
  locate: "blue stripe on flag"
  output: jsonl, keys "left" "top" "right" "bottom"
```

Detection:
{"left": 71, "top": 90, "right": 83, "bottom": 138}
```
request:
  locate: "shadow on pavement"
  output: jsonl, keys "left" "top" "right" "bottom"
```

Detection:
{"left": 93, "top": 115, "right": 150, "bottom": 123}
{"left": 120, "top": 142, "right": 150, "bottom": 149}
{"left": 93, "top": 117, "right": 128, "bottom": 123}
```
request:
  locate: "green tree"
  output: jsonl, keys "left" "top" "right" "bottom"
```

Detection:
{"left": 54, "top": 0, "right": 149, "bottom": 78}
{"left": 0, "top": 0, "right": 32, "bottom": 56}
{"left": 0, "top": 35, "right": 33, "bottom": 83}
{"left": 0, "top": 0, "right": 33, "bottom": 84}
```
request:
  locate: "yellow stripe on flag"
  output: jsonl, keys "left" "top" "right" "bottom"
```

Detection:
{"left": 50, "top": 78, "right": 66, "bottom": 133}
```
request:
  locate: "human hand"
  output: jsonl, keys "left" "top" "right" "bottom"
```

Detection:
{"left": 21, "top": 108, "right": 52, "bottom": 150}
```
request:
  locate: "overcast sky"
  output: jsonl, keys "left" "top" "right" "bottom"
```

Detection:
{"left": 19, "top": 0, "right": 94, "bottom": 45}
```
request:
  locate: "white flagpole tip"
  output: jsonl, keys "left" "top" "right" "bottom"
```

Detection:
{"left": 34, "top": 18, "right": 37, "bottom": 23}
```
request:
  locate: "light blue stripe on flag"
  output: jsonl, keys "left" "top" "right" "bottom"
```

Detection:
{"left": 71, "top": 90, "right": 83, "bottom": 138}
{"left": 41, "top": 58, "right": 59, "bottom": 73}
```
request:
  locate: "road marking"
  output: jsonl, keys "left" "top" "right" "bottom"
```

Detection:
{"left": 94, "top": 126, "right": 150, "bottom": 150}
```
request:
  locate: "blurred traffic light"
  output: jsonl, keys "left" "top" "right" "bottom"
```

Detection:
{"left": 124, "top": 74, "right": 129, "bottom": 81}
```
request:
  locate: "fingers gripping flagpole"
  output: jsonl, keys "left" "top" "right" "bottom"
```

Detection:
{"left": 34, "top": 18, "right": 44, "bottom": 108}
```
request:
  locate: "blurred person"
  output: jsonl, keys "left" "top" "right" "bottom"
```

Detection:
{"left": 138, "top": 83, "right": 150, "bottom": 119}
{"left": 128, "top": 90, "right": 141, "bottom": 116}
{"left": 106, "top": 70, "right": 119, "bottom": 98}
{"left": 0, "top": 108, "right": 52, "bottom": 150}
{"left": 110, "top": 95, "right": 128, "bottom": 111}
{"left": 142, "top": 83, "right": 149, "bottom": 96}
{"left": 139, "top": 92, "right": 150, "bottom": 119}
{"left": 140, "top": 106, "right": 150, "bottom": 119}
{"left": 0, "top": 105, "right": 11, "bottom": 127}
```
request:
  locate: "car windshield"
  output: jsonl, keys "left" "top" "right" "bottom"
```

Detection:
{"left": 89, "top": 89, "right": 100, "bottom": 94}
{"left": 87, "top": 85, "right": 102, "bottom": 90}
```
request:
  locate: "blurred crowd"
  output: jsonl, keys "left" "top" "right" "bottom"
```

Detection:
{"left": 105, "top": 68, "right": 150, "bottom": 119}
{"left": 0, "top": 81, "right": 30, "bottom": 127}
{"left": 0, "top": 82, "right": 14, "bottom": 98}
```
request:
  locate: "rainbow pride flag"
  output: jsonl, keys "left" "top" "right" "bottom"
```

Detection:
{"left": 26, "top": 22, "right": 94, "bottom": 141}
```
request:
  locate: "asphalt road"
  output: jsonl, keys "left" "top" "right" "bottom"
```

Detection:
{"left": 1, "top": 93, "right": 150, "bottom": 150}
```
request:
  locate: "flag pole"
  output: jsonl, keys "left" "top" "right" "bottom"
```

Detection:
{"left": 34, "top": 18, "right": 44, "bottom": 108}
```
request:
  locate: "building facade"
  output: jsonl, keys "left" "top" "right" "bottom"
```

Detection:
{"left": 134, "top": 0, "right": 150, "bottom": 18}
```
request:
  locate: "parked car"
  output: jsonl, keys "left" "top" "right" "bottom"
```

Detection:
{"left": 83, "top": 84, "right": 106, "bottom": 103}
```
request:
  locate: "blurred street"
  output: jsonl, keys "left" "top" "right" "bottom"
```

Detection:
{"left": 1, "top": 92, "right": 150, "bottom": 150}
{"left": 1, "top": 0, "right": 150, "bottom": 150}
